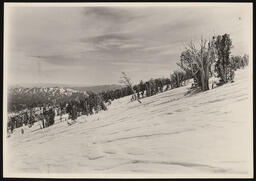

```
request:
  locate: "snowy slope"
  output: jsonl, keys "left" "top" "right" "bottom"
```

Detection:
{"left": 4, "top": 68, "right": 253, "bottom": 178}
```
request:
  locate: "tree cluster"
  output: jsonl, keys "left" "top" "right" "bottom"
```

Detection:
{"left": 230, "top": 54, "right": 249, "bottom": 70}
{"left": 172, "top": 34, "right": 249, "bottom": 91}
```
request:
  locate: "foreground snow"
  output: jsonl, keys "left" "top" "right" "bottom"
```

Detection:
{"left": 4, "top": 68, "right": 253, "bottom": 178}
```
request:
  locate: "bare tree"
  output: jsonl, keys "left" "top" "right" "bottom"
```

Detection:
{"left": 119, "top": 72, "right": 142, "bottom": 103}
{"left": 181, "top": 37, "right": 216, "bottom": 91}
{"left": 171, "top": 70, "right": 185, "bottom": 88}
{"left": 177, "top": 49, "right": 200, "bottom": 86}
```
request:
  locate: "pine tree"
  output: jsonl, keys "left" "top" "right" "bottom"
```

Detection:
{"left": 214, "top": 34, "right": 232, "bottom": 83}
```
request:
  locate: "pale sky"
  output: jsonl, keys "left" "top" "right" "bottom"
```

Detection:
{"left": 4, "top": 3, "right": 252, "bottom": 86}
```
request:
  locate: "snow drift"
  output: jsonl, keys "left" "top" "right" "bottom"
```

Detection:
{"left": 4, "top": 68, "right": 253, "bottom": 178}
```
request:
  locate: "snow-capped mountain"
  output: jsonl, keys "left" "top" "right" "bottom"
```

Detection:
{"left": 7, "top": 87, "right": 89, "bottom": 112}
{"left": 7, "top": 84, "right": 122, "bottom": 112}
{"left": 9, "top": 87, "right": 88, "bottom": 97}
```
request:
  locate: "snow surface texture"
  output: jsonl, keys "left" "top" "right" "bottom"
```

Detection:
{"left": 4, "top": 68, "right": 253, "bottom": 178}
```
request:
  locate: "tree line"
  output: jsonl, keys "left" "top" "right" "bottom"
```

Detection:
{"left": 7, "top": 75, "right": 173, "bottom": 132}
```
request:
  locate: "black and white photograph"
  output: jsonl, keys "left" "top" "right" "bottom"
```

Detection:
{"left": 3, "top": 2, "right": 253, "bottom": 178}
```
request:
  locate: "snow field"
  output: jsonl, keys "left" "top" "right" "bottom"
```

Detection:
{"left": 4, "top": 68, "right": 253, "bottom": 178}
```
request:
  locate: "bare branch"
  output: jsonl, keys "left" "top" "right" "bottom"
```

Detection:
{"left": 120, "top": 72, "right": 142, "bottom": 103}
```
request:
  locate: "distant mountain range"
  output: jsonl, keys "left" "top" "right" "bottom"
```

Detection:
{"left": 8, "top": 84, "right": 123, "bottom": 98}
{"left": 9, "top": 87, "right": 87, "bottom": 97}
{"left": 10, "top": 83, "right": 122, "bottom": 88}
{"left": 7, "top": 84, "right": 123, "bottom": 112}
{"left": 71, "top": 84, "right": 123, "bottom": 93}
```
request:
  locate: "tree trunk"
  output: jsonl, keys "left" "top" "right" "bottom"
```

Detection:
{"left": 223, "top": 64, "right": 227, "bottom": 83}
{"left": 170, "top": 82, "right": 173, "bottom": 89}
{"left": 176, "top": 75, "right": 180, "bottom": 87}
{"left": 200, "top": 67, "right": 209, "bottom": 91}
